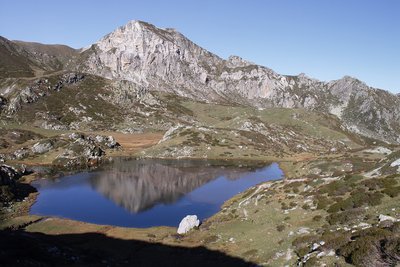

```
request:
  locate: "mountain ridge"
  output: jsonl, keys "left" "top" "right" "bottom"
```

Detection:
{"left": 77, "top": 20, "right": 400, "bottom": 143}
{"left": 0, "top": 20, "right": 400, "bottom": 143}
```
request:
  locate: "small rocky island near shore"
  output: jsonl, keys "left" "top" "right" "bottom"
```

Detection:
{"left": 1, "top": 8, "right": 400, "bottom": 267}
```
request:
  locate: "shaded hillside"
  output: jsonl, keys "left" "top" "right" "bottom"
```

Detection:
{"left": 0, "top": 37, "right": 35, "bottom": 78}
{"left": 14, "top": 40, "right": 78, "bottom": 71}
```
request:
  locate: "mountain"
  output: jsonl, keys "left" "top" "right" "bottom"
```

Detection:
{"left": 0, "top": 36, "right": 36, "bottom": 78}
{"left": 0, "top": 20, "right": 400, "bottom": 144}
{"left": 13, "top": 40, "right": 78, "bottom": 71}
{"left": 0, "top": 37, "right": 78, "bottom": 79}
{"left": 78, "top": 20, "right": 400, "bottom": 143}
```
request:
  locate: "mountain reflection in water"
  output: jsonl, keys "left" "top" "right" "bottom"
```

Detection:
{"left": 31, "top": 159, "right": 283, "bottom": 227}
{"left": 90, "top": 159, "right": 257, "bottom": 213}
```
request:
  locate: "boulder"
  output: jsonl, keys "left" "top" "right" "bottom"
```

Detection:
{"left": 31, "top": 141, "right": 53, "bottom": 154}
{"left": 177, "top": 215, "right": 200, "bottom": 234}
{"left": 105, "top": 136, "right": 119, "bottom": 148}
{"left": 13, "top": 148, "right": 30, "bottom": 159}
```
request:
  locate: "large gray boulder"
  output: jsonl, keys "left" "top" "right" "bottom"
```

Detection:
{"left": 177, "top": 215, "right": 200, "bottom": 234}
{"left": 31, "top": 141, "right": 53, "bottom": 154}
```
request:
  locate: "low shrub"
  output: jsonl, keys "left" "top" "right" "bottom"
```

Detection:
{"left": 276, "top": 224, "right": 286, "bottom": 232}
{"left": 327, "top": 208, "right": 364, "bottom": 225}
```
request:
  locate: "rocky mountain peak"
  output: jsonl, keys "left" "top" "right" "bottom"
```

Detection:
{"left": 73, "top": 20, "right": 400, "bottom": 143}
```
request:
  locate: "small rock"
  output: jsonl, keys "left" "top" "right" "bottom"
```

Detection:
{"left": 357, "top": 222, "right": 371, "bottom": 229}
{"left": 327, "top": 250, "right": 336, "bottom": 256}
{"left": 13, "top": 148, "right": 30, "bottom": 159}
{"left": 297, "top": 227, "right": 310, "bottom": 235}
{"left": 379, "top": 214, "right": 397, "bottom": 222}
{"left": 177, "top": 215, "right": 200, "bottom": 234}
{"left": 312, "top": 243, "right": 320, "bottom": 250}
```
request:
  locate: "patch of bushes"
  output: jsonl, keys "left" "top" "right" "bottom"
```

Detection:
{"left": 276, "top": 224, "right": 285, "bottom": 232}
{"left": 283, "top": 181, "right": 302, "bottom": 193}
{"left": 362, "top": 177, "right": 397, "bottom": 191}
{"left": 318, "top": 180, "right": 350, "bottom": 196}
{"left": 0, "top": 185, "right": 14, "bottom": 203}
{"left": 312, "top": 215, "right": 323, "bottom": 222}
{"left": 281, "top": 202, "right": 289, "bottom": 210}
{"left": 292, "top": 235, "right": 319, "bottom": 257}
{"left": 327, "top": 208, "right": 365, "bottom": 225}
{"left": 314, "top": 195, "right": 333, "bottom": 210}
{"left": 337, "top": 227, "right": 396, "bottom": 266}
{"left": 327, "top": 191, "right": 383, "bottom": 213}
{"left": 343, "top": 174, "right": 363, "bottom": 183}
{"left": 321, "top": 230, "right": 351, "bottom": 250}
{"left": 383, "top": 186, "right": 400, "bottom": 198}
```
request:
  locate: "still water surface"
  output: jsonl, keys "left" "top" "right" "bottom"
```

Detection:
{"left": 30, "top": 159, "right": 283, "bottom": 227}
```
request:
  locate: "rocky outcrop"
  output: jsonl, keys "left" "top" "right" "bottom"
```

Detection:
{"left": 31, "top": 140, "right": 53, "bottom": 154}
{"left": 0, "top": 165, "right": 20, "bottom": 186}
{"left": 52, "top": 133, "right": 120, "bottom": 168}
{"left": 0, "top": 164, "right": 35, "bottom": 205}
{"left": 3, "top": 72, "right": 84, "bottom": 114}
{"left": 79, "top": 20, "right": 400, "bottom": 143}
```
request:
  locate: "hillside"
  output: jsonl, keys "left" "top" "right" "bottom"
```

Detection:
{"left": 0, "top": 36, "right": 36, "bottom": 78}
{"left": 13, "top": 40, "right": 78, "bottom": 71}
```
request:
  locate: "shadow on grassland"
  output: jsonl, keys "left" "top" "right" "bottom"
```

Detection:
{"left": 0, "top": 229, "right": 255, "bottom": 266}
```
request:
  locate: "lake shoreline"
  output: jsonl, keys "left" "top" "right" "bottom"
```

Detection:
{"left": 29, "top": 159, "right": 283, "bottom": 228}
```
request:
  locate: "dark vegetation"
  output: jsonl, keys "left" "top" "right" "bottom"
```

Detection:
{"left": 291, "top": 173, "right": 400, "bottom": 266}
{"left": 293, "top": 223, "right": 400, "bottom": 266}
{"left": 0, "top": 166, "right": 36, "bottom": 207}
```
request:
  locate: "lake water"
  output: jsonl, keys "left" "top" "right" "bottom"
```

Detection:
{"left": 30, "top": 159, "right": 283, "bottom": 228}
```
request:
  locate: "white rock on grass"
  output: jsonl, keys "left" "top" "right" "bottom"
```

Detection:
{"left": 297, "top": 227, "right": 310, "bottom": 235}
{"left": 177, "top": 215, "right": 200, "bottom": 234}
{"left": 364, "top": 147, "right": 392, "bottom": 155}
{"left": 379, "top": 214, "right": 397, "bottom": 222}
{"left": 390, "top": 159, "right": 400, "bottom": 167}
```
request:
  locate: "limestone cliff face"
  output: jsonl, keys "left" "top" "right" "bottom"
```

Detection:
{"left": 80, "top": 20, "right": 224, "bottom": 100}
{"left": 79, "top": 20, "right": 400, "bottom": 143}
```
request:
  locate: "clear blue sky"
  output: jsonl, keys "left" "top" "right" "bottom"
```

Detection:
{"left": 1, "top": 0, "right": 399, "bottom": 93}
